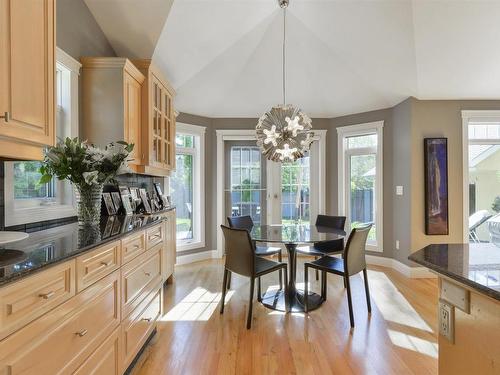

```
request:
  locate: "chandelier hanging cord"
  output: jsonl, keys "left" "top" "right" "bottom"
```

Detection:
{"left": 282, "top": 5, "right": 286, "bottom": 106}
{"left": 256, "top": 0, "right": 313, "bottom": 163}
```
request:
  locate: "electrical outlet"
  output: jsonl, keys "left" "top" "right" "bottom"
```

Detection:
{"left": 396, "top": 185, "right": 404, "bottom": 195}
{"left": 395, "top": 240, "right": 400, "bottom": 250}
{"left": 439, "top": 300, "right": 454, "bottom": 343}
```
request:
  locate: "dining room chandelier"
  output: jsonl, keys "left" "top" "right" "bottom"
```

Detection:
{"left": 256, "top": 0, "right": 313, "bottom": 163}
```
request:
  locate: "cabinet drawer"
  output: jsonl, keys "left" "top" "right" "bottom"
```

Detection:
{"left": 146, "top": 223, "right": 164, "bottom": 250}
{"left": 0, "top": 271, "right": 120, "bottom": 375}
{"left": 73, "top": 327, "right": 121, "bottom": 375}
{"left": 121, "top": 247, "right": 162, "bottom": 318}
{"left": 122, "top": 286, "right": 161, "bottom": 371}
{"left": 76, "top": 240, "right": 121, "bottom": 292}
{"left": 0, "top": 260, "right": 75, "bottom": 340}
{"left": 121, "top": 231, "right": 146, "bottom": 264}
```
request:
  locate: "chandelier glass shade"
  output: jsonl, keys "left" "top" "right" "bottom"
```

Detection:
{"left": 255, "top": 0, "right": 314, "bottom": 163}
{"left": 256, "top": 105, "right": 313, "bottom": 162}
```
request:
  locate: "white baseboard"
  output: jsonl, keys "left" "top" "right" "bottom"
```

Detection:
{"left": 366, "top": 255, "right": 436, "bottom": 279}
{"left": 177, "top": 249, "right": 436, "bottom": 279}
{"left": 176, "top": 250, "right": 218, "bottom": 265}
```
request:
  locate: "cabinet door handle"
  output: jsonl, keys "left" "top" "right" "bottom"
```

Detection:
{"left": 38, "top": 291, "right": 55, "bottom": 299}
{"left": 0, "top": 112, "right": 9, "bottom": 122}
{"left": 75, "top": 329, "right": 88, "bottom": 337}
{"left": 141, "top": 317, "right": 152, "bottom": 322}
{"left": 144, "top": 271, "right": 151, "bottom": 277}
{"left": 100, "top": 261, "right": 110, "bottom": 267}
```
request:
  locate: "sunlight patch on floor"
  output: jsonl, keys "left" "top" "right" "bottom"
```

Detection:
{"left": 368, "top": 270, "right": 433, "bottom": 332}
{"left": 388, "top": 329, "right": 438, "bottom": 358}
{"left": 161, "top": 287, "right": 234, "bottom": 322}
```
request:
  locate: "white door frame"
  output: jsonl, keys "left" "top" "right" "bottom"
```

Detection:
{"left": 216, "top": 129, "right": 327, "bottom": 258}
{"left": 461, "top": 110, "right": 500, "bottom": 242}
{"left": 337, "top": 121, "right": 384, "bottom": 252}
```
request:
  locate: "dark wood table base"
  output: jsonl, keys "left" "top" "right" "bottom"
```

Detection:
{"left": 260, "top": 289, "right": 323, "bottom": 312}
{"left": 259, "top": 243, "right": 324, "bottom": 312}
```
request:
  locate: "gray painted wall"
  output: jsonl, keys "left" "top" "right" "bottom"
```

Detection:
{"left": 57, "top": 0, "right": 116, "bottom": 60}
{"left": 178, "top": 111, "right": 399, "bottom": 261}
{"left": 391, "top": 98, "right": 413, "bottom": 265}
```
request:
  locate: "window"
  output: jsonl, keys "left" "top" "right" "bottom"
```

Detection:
{"left": 170, "top": 123, "right": 206, "bottom": 250}
{"left": 467, "top": 122, "right": 500, "bottom": 244}
{"left": 4, "top": 48, "right": 81, "bottom": 226}
{"left": 338, "top": 121, "right": 383, "bottom": 252}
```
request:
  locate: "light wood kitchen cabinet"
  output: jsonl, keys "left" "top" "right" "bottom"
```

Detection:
{"left": 0, "top": 0, "right": 55, "bottom": 160}
{"left": 132, "top": 59, "right": 176, "bottom": 176}
{"left": 76, "top": 240, "right": 121, "bottom": 293}
{"left": 0, "top": 260, "right": 75, "bottom": 341}
{"left": 163, "top": 209, "right": 176, "bottom": 282}
{"left": 74, "top": 327, "right": 122, "bottom": 375}
{"left": 0, "top": 214, "right": 176, "bottom": 374}
{"left": 121, "top": 246, "right": 162, "bottom": 319}
{"left": 81, "top": 57, "right": 145, "bottom": 169}
{"left": 0, "top": 271, "right": 120, "bottom": 375}
{"left": 121, "top": 286, "right": 161, "bottom": 371}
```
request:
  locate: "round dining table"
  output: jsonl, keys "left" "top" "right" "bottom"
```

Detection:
{"left": 250, "top": 224, "right": 346, "bottom": 312}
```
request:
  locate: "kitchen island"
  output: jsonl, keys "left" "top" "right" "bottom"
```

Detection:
{"left": 409, "top": 243, "right": 500, "bottom": 375}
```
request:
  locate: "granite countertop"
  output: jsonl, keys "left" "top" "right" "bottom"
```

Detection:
{"left": 409, "top": 243, "right": 500, "bottom": 301}
{"left": 0, "top": 207, "right": 175, "bottom": 287}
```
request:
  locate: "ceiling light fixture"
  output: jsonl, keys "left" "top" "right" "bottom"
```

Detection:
{"left": 256, "top": 0, "right": 313, "bottom": 163}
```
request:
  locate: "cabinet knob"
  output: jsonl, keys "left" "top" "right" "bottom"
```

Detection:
{"left": 38, "top": 291, "right": 55, "bottom": 299}
{"left": 75, "top": 329, "right": 88, "bottom": 337}
{"left": 0, "top": 112, "right": 9, "bottom": 122}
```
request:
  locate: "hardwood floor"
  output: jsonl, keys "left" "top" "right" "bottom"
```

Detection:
{"left": 130, "top": 257, "right": 438, "bottom": 375}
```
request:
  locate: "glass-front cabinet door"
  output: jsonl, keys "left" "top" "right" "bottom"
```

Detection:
{"left": 151, "top": 74, "right": 175, "bottom": 170}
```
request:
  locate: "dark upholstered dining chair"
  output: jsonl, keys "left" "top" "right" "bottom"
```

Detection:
{"left": 304, "top": 224, "right": 372, "bottom": 328}
{"left": 227, "top": 215, "right": 283, "bottom": 290}
{"left": 297, "top": 215, "right": 346, "bottom": 280}
{"left": 219, "top": 225, "right": 288, "bottom": 329}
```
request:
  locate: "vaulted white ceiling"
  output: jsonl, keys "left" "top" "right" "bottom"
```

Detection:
{"left": 87, "top": 0, "right": 500, "bottom": 118}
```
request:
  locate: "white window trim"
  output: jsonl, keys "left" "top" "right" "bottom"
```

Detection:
{"left": 4, "top": 48, "right": 81, "bottom": 227}
{"left": 461, "top": 110, "right": 500, "bottom": 242}
{"left": 175, "top": 122, "right": 206, "bottom": 252}
{"left": 337, "top": 121, "right": 384, "bottom": 252}
{"left": 215, "top": 129, "right": 327, "bottom": 258}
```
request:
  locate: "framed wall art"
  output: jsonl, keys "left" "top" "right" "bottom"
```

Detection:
{"left": 424, "top": 138, "right": 449, "bottom": 235}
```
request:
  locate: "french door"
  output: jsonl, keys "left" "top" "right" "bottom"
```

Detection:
{"left": 224, "top": 141, "right": 320, "bottom": 226}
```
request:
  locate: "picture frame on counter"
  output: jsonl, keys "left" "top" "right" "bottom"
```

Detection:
{"left": 111, "top": 192, "right": 122, "bottom": 213}
{"left": 119, "top": 186, "right": 134, "bottom": 215}
{"left": 102, "top": 193, "right": 117, "bottom": 215}
{"left": 139, "top": 188, "right": 153, "bottom": 214}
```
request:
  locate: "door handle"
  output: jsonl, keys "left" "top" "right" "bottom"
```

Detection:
{"left": 0, "top": 112, "right": 9, "bottom": 122}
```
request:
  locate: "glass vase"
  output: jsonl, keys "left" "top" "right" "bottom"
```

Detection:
{"left": 74, "top": 184, "right": 103, "bottom": 226}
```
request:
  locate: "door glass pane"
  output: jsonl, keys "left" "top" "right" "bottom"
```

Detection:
{"left": 230, "top": 146, "right": 263, "bottom": 224}
{"left": 171, "top": 154, "right": 193, "bottom": 241}
{"left": 349, "top": 154, "right": 376, "bottom": 243}
{"left": 281, "top": 156, "right": 310, "bottom": 224}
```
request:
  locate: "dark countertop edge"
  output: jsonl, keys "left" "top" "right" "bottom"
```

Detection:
{"left": 0, "top": 208, "right": 176, "bottom": 288}
{"left": 408, "top": 252, "right": 500, "bottom": 302}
